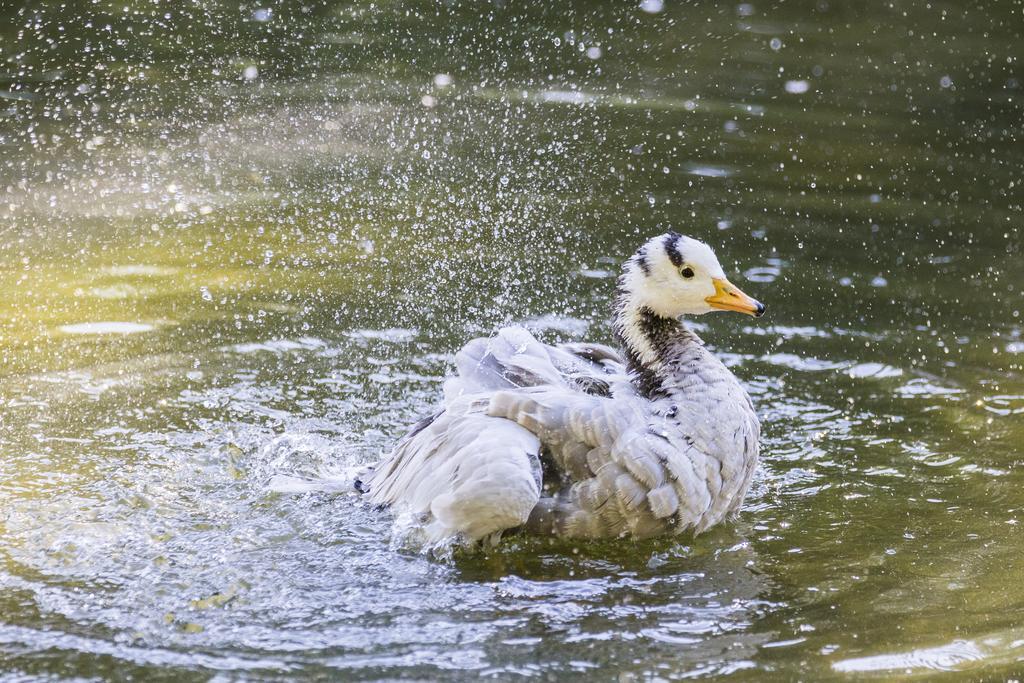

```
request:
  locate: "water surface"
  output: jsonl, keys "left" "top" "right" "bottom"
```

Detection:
{"left": 2, "top": 1, "right": 1024, "bottom": 679}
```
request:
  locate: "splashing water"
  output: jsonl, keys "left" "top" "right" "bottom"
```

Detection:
{"left": 1, "top": 0, "right": 1023, "bottom": 679}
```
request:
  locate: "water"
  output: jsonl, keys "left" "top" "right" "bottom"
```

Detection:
{"left": 2, "top": 0, "right": 1023, "bottom": 678}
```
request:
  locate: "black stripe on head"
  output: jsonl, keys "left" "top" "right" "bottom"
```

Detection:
{"left": 635, "top": 245, "right": 651, "bottom": 276}
{"left": 664, "top": 232, "right": 685, "bottom": 267}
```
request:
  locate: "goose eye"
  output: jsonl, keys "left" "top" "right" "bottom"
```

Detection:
{"left": 680, "top": 267, "right": 695, "bottom": 279}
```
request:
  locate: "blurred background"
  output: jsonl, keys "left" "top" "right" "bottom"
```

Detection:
{"left": 1, "top": 0, "right": 1023, "bottom": 679}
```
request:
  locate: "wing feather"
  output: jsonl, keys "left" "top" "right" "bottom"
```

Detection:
{"left": 367, "top": 325, "right": 759, "bottom": 545}
{"left": 367, "top": 408, "right": 541, "bottom": 544}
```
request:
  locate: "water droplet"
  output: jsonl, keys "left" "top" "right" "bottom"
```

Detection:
{"left": 785, "top": 79, "right": 810, "bottom": 94}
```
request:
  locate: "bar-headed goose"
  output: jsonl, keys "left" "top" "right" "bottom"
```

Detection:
{"left": 361, "top": 233, "right": 765, "bottom": 547}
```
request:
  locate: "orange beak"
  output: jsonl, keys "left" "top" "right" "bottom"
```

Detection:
{"left": 705, "top": 278, "right": 765, "bottom": 317}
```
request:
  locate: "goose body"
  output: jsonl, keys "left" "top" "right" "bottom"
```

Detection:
{"left": 364, "top": 233, "right": 764, "bottom": 545}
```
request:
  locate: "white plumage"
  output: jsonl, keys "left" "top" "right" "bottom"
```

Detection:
{"left": 363, "top": 233, "right": 765, "bottom": 546}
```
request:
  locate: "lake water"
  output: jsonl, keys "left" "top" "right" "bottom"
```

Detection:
{"left": 2, "top": 0, "right": 1023, "bottom": 678}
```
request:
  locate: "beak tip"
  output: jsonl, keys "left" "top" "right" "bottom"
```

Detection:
{"left": 753, "top": 302, "right": 766, "bottom": 318}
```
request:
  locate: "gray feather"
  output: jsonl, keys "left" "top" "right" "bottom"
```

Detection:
{"left": 367, "top": 316, "right": 760, "bottom": 544}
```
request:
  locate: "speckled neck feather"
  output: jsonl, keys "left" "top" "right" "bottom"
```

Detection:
{"left": 612, "top": 276, "right": 703, "bottom": 399}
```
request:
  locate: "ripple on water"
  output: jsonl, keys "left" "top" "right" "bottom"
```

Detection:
{"left": 895, "top": 378, "right": 965, "bottom": 399}
{"left": 495, "top": 575, "right": 611, "bottom": 601}
{"left": 743, "top": 265, "right": 781, "bottom": 283}
{"left": 743, "top": 324, "right": 831, "bottom": 339}
{"left": 832, "top": 639, "right": 986, "bottom": 674}
{"left": 579, "top": 267, "right": 614, "bottom": 279}
{"left": 759, "top": 352, "right": 847, "bottom": 372}
{"left": 102, "top": 265, "right": 179, "bottom": 277}
{"left": 683, "top": 164, "right": 733, "bottom": 178}
{"left": 784, "top": 79, "right": 811, "bottom": 94}
{"left": 846, "top": 362, "right": 903, "bottom": 379}
{"left": 536, "top": 89, "right": 597, "bottom": 105}
{"left": 81, "top": 284, "right": 144, "bottom": 299}
{"left": 229, "top": 337, "right": 327, "bottom": 354}
{"left": 979, "top": 395, "right": 1024, "bottom": 416}
{"left": 58, "top": 321, "right": 156, "bottom": 335}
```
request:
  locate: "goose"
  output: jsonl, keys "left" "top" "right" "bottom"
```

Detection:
{"left": 360, "top": 232, "right": 765, "bottom": 546}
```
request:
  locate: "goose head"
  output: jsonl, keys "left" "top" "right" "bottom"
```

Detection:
{"left": 620, "top": 232, "right": 765, "bottom": 319}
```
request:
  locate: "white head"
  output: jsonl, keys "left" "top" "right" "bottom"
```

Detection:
{"left": 620, "top": 232, "right": 765, "bottom": 319}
